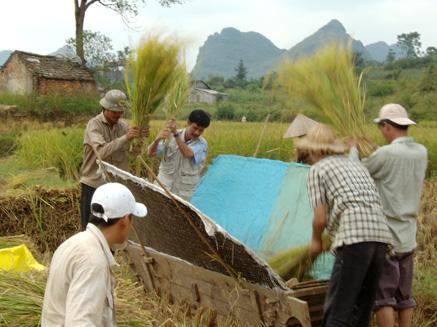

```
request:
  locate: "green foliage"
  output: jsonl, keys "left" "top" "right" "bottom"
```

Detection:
{"left": 420, "top": 63, "right": 437, "bottom": 91}
{"left": 0, "top": 92, "right": 99, "bottom": 118}
{"left": 234, "top": 59, "right": 248, "bottom": 88}
{"left": 215, "top": 103, "right": 235, "bottom": 120}
{"left": 397, "top": 32, "right": 422, "bottom": 58}
{"left": 0, "top": 131, "right": 17, "bottom": 156}
{"left": 66, "top": 30, "right": 114, "bottom": 66}
{"left": 386, "top": 49, "right": 396, "bottom": 64}
{"left": 367, "top": 81, "right": 396, "bottom": 97}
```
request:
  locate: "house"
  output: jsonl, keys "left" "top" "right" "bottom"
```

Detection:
{"left": 188, "top": 80, "right": 227, "bottom": 103}
{"left": 0, "top": 51, "right": 96, "bottom": 96}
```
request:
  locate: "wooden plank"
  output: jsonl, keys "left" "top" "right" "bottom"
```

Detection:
{"left": 123, "top": 244, "right": 319, "bottom": 327}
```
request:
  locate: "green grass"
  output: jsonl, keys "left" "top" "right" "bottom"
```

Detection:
{"left": 0, "top": 131, "right": 17, "bottom": 157}
{"left": 0, "top": 92, "right": 100, "bottom": 118}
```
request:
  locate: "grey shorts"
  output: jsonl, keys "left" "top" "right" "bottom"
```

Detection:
{"left": 373, "top": 250, "right": 416, "bottom": 311}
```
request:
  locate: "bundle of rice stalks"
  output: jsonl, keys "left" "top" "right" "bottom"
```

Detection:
{"left": 268, "top": 233, "right": 331, "bottom": 282}
{"left": 0, "top": 270, "right": 46, "bottom": 326}
{"left": 273, "top": 41, "right": 373, "bottom": 157}
{"left": 125, "top": 33, "right": 182, "bottom": 157}
{"left": 163, "top": 62, "right": 193, "bottom": 120}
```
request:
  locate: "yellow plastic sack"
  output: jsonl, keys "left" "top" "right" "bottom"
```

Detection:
{"left": 0, "top": 244, "right": 45, "bottom": 272}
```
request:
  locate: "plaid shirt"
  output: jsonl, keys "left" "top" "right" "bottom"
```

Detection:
{"left": 307, "top": 155, "right": 393, "bottom": 251}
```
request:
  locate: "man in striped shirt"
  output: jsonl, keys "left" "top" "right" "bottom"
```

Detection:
{"left": 296, "top": 123, "right": 393, "bottom": 327}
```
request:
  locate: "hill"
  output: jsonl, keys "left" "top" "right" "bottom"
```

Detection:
{"left": 286, "top": 19, "right": 372, "bottom": 61}
{"left": 366, "top": 41, "right": 404, "bottom": 62}
{"left": 192, "top": 19, "right": 393, "bottom": 79}
{"left": 193, "top": 27, "right": 286, "bottom": 80}
{"left": 0, "top": 50, "right": 13, "bottom": 66}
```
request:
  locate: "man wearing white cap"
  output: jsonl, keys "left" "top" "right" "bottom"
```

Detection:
{"left": 349, "top": 103, "right": 428, "bottom": 327}
{"left": 79, "top": 90, "right": 150, "bottom": 230}
{"left": 42, "top": 183, "right": 147, "bottom": 326}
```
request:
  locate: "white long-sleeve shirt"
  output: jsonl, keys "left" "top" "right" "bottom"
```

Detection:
{"left": 41, "top": 224, "right": 117, "bottom": 326}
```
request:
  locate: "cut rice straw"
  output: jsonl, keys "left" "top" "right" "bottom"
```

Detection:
{"left": 273, "top": 41, "right": 374, "bottom": 157}
{"left": 162, "top": 62, "right": 193, "bottom": 120}
{"left": 268, "top": 233, "right": 331, "bottom": 282}
{"left": 124, "top": 33, "right": 183, "bottom": 158}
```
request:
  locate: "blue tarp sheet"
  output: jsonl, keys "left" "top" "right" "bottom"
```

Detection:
{"left": 192, "top": 155, "right": 288, "bottom": 253}
{"left": 191, "top": 155, "right": 333, "bottom": 280}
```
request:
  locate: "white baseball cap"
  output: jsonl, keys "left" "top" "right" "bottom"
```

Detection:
{"left": 91, "top": 183, "right": 147, "bottom": 221}
{"left": 374, "top": 103, "right": 416, "bottom": 126}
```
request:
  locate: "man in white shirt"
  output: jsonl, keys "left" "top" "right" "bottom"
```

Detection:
{"left": 41, "top": 183, "right": 148, "bottom": 326}
{"left": 349, "top": 103, "right": 428, "bottom": 327}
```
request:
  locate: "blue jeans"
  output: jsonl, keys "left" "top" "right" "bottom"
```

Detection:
{"left": 323, "top": 242, "right": 388, "bottom": 327}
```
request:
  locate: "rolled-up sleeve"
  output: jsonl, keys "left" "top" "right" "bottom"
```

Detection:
{"left": 191, "top": 142, "right": 208, "bottom": 165}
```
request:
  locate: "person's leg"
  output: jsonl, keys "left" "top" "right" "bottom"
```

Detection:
{"left": 373, "top": 254, "right": 400, "bottom": 327}
{"left": 353, "top": 242, "right": 388, "bottom": 327}
{"left": 396, "top": 251, "right": 416, "bottom": 327}
{"left": 80, "top": 183, "right": 96, "bottom": 231}
{"left": 376, "top": 306, "right": 395, "bottom": 327}
{"left": 398, "top": 307, "right": 413, "bottom": 327}
{"left": 323, "top": 243, "right": 376, "bottom": 327}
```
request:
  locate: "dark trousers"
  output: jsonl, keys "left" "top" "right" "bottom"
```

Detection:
{"left": 80, "top": 183, "right": 96, "bottom": 231}
{"left": 323, "top": 242, "right": 388, "bottom": 327}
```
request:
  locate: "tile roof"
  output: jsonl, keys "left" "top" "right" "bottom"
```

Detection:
{"left": 13, "top": 51, "right": 94, "bottom": 81}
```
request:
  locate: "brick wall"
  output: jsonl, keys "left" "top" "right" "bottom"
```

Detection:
{"left": 38, "top": 78, "right": 97, "bottom": 96}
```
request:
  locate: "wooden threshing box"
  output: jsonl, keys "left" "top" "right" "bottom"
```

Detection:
{"left": 100, "top": 162, "right": 328, "bottom": 326}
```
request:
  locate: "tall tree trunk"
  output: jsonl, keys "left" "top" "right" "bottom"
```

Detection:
{"left": 74, "top": 0, "right": 88, "bottom": 65}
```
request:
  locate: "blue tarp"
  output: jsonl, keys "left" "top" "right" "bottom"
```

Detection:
{"left": 191, "top": 154, "right": 333, "bottom": 280}
{"left": 192, "top": 155, "right": 288, "bottom": 253}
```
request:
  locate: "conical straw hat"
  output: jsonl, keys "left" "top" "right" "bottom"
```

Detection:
{"left": 283, "top": 113, "right": 318, "bottom": 139}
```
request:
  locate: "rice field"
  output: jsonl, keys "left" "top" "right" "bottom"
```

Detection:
{"left": 0, "top": 118, "right": 436, "bottom": 326}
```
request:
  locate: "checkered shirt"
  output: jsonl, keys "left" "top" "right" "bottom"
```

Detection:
{"left": 307, "top": 155, "right": 393, "bottom": 251}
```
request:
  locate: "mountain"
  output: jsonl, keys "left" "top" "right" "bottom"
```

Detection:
{"left": 193, "top": 27, "right": 286, "bottom": 79}
{"left": 0, "top": 50, "right": 13, "bottom": 66}
{"left": 286, "top": 19, "right": 372, "bottom": 61}
{"left": 49, "top": 45, "right": 75, "bottom": 56}
{"left": 365, "top": 41, "right": 404, "bottom": 62}
{"left": 192, "top": 20, "right": 381, "bottom": 79}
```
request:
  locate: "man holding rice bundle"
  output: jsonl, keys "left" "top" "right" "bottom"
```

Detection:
{"left": 296, "top": 123, "right": 393, "bottom": 327}
{"left": 42, "top": 183, "right": 148, "bottom": 326}
{"left": 148, "top": 109, "right": 210, "bottom": 201}
{"left": 79, "top": 90, "right": 150, "bottom": 230}
{"left": 349, "top": 103, "right": 428, "bottom": 327}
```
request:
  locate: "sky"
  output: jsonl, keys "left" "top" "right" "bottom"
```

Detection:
{"left": 2, "top": 0, "right": 436, "bottom": 70}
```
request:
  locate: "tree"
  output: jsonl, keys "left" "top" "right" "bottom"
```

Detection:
{"left": 397, "top": 32, "right": 422, "bottom": 59}
{"left": 74, "top": 0, "right": 185, "bottom": 64}
{"left": 234, "top": 59, "right": 248, "bottom": 88}
{"left": 426, "top": 46, "right": 437, "bottom": 57}
{"left": 67, "top": 30, "right": 115, "bottom": 66}
{"left": 386, "top": 48, "right": 396, "bottom": 64}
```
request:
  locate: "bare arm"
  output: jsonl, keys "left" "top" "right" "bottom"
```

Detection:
{"left": 167, "top": 118, "right": 194, "bottom": 158}
{"left": 147, "top": 128, "right": 169, "bottom": 158}
{"left": 311, "top": 204, "right": 327, "bottom": 256}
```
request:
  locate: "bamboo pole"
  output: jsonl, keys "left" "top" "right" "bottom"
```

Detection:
{"left": 137, "top": 156, "right": 243, "bottom": 287}
{"left": 88, "top": 140, "right": 156, "bottom": 291}
{"left": 253, "top": 113, "right": 270, "bottom": 158}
